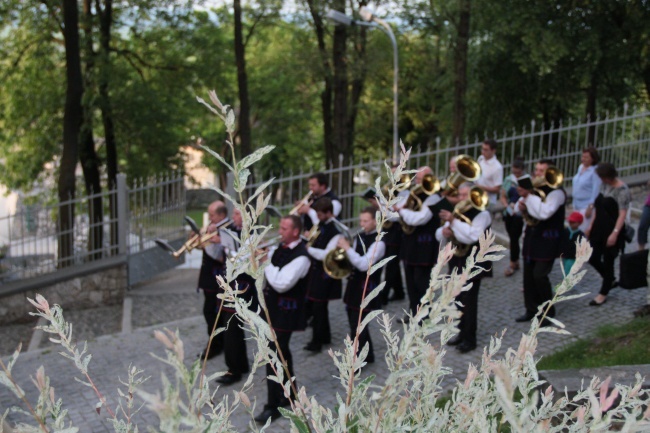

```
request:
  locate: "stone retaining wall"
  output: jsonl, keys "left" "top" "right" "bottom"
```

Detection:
{"left": 0, "top": 264, "right": 127, "bottom": 325}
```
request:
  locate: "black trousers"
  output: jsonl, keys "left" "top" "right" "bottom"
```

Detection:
{"left": 202, "top": 290, "right": 224, "bottom": 354}
{"left": 265, "top": 331, "right": 294, "bottom": 410}
{"left": 588, "top": 242, "right": 619, "bottom": 296}
{"left": 523, "top": 259, "right": 556, "bottom": 318}
{"left": 455, "top": 277, "right": 481, "bottom": 345}
{"left": 404, "top": 263, "right": 433, "bottom": 316}
{"left": 381, "top": 244, "right": 404, "bottom": 303}
{"left": 347, "top": 308, "right": 374, "bottom": 362}
{"left": 222, "top": 311, "right": 249, "bottom": 376}
{"left": 504, "top": 214, "right": 524, "bottom": 263}
{"left": 309, "top": 301, "right": 331, "bottom": 347}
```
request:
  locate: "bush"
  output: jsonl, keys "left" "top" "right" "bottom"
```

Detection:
{"left": 2, "top": 91, "right": 649, "bottom": 433}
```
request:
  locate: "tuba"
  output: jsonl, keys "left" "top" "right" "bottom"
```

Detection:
{"left": 521, "top": 166, "right": 564, "bottom": 227}
{"left": 400, "top": 173, "right": 441, "bottom": 235}
{"left": 442, "top": 155, "right": 481, "bottom": 196}
{"left": 323, "top": 219, "right": 363, "bottom": 280}
{"left": 449, "top": 186, "right": 489, "bottom": 257}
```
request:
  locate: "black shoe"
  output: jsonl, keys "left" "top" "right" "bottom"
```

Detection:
{"left": 447, "top": 334, "right": 463, "bottom": 346}
{"left": 216, "top": 373, "right": 242, "bottom": 386}
{"left": 515, "top": 313, "right": 534, "bottom": 323}
{"left": 254, "top": 408, "right": 281, "bottom": 423}
{"left": 303, "top": 343, "right": 322, "bottom": 353}
{"left": 366, "top": 355, "right": 375, "bottom": 364}
{"left": 611, "top": 280, "right": 619, "bottom": 289}
{"left": 457, "top": 341, "right": 476, "bottom": 353}
{"left": 589, "top": 298, "right": 607, "bottom": 306}
{"left": 198, "top": 347, "right": 222, "bottom": 360}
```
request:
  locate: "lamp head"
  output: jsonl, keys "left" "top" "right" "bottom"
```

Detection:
{"left": 326, "top": 9, "right": 353, "bottom": 26}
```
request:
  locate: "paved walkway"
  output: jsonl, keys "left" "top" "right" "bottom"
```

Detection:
{"left": 2, "top": 221, "right": 648, "bottom": 432}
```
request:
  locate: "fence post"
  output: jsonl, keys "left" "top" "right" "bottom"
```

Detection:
{"left": 117, "top": 173, "right": 128, "bottom": 255}
{"left": 226, "top": 172, "right": 236, "bottom": 214}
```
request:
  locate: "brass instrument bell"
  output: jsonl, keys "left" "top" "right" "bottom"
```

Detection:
{"left": 442, "top": 154, "right": 481, "bottom": 195}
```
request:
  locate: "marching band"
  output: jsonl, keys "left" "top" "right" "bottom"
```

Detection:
{"left": 155, "top": 150, "right": 569, "bottom": 423}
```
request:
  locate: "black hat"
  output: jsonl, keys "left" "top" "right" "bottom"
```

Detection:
{"left": 361, "top": 187, "right": 377, "bottom": 201}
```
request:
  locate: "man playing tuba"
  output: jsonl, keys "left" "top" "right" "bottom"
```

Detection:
{"left": 436, "top": 183, "right": 492, "bottom": 353}
{"left": 515, "top": 159, "right": 566, "bottom": 325}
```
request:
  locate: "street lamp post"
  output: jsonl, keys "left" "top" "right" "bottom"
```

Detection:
{"left": 326, "top": 8, "right": 399, "bottom": 165}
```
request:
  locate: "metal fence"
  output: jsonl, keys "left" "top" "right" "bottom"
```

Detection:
{"left": 243, "top": 106, "right": 650, "bottom": 226}
{"left": 0, "top": 172, "right": 186, "bottom": 286}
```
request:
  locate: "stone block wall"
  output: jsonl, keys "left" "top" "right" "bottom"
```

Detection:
{"left": 0, "top": 264, "right": 127, "bottom": 325}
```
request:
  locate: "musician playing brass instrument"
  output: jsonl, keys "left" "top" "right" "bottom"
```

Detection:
{"left": 295, "top": 172, "right": 342, "bottom": 233}
{"left": 393, "top": 167, "right": 445, "bottom": 322}
{"left": 436, "top": 183, "right": 492, "bottom": 353}
{"left": 336, "top": 206, "right": 386, "bottom": 364}
{"left": 303, "top": 198, "right": 343, "bottom": 353}
{"left": 515, "top": 159, "right": 565, "bottom": 325}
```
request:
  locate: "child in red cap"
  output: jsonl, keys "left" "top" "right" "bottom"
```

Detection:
{"left": 560, "top": 211, "right": 586, "bottom": 274}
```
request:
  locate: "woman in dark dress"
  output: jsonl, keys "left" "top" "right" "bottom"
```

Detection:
{"left": 585, "top": 163, "right": 631, "bottom": 306}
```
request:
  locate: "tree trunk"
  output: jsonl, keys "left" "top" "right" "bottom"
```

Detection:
{"left": 234, "top": 0, "right": 252, "bottom": 161}
{"left": 586, "top": 73, "right": 597, "bottom": 146}
{"left": 80, "top": 0, "right": 104, "bottom": 261}
{"left": 306, "top": 0, "right": 334, "bottom": 163}
{"left": 59, "top": 0, "right": 84, "bottom": 268}
{"left": 452, "top": 0, "right": 470, "bottom": 143}
{"left": 97, "top": 0, "right": 119, "bottom": 253}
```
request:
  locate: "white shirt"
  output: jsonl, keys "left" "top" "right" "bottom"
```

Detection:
{"left": 477, "top": 156, "right": 504, "bottom": 204}
{"left": 307, "top": 188, "right": 342, "bottom": 226}
{"left": 204, "top": 219, "right": 237, "bottom": 262}
{"left": 307, "top": 218, "right": 342, "bottom": 261}
{"left": 517, "top": 189, "right": 566, "bottom": 220}
{"left": 398, "top": 193, "right": 443, "bottom": 226}
{"left": 435, "top": 210, "right": 491, "bottom": 244}
{"left": 264, "top": 239, "right": 311, "bottom": 293}
{"left": 346, "top": 233, "right": 386, "bottom": 272}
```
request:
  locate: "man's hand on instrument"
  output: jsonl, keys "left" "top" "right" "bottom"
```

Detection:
{"left": 439, "top": 209, "right": 453, "bottom": 222}
{"left": 442, "top": 226, "right": 453, "bottom": 239}
{"left": 516, "top": 186, "right": 530, "bottom": 198}
{"left": 337, "top": 237, "right": 351, "bottom": 250}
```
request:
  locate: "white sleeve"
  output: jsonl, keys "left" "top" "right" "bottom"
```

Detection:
{"left": 451, "top": 211, "right": 491, "bottom": 244}
{"left": 332, "top": 199, "right": 342, "bottom": 217}
{"left": 524, "top": 189, "right": 565, "bottom": 220}
{"left": 399, "top": 206, "right": 433, "bottom": 226}
{"left": 204, "top": 243, "right": 225, "bottom": 262}
{"left": 307, "top": 208, "right": 320, "bottom": 226}
{"left": 345, "top": 240, "right": 386, "bottom": 272}
{"left": 435, "top": 222, "right": 450, "bottom": 242}
{"left": 308, "top": 234, "right": 341, "bottom": 261}
{"left": 264, "top": 255, "right": 311, "bottom": 294}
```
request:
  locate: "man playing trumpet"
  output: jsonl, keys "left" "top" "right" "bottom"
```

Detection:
{"left": 295, "top": 172, "right": 342, "bottom": 233}
{"left": 336, "top": 206, "right": 386, "bottom": 364}
{"left": 436, "top": 183, "right": 492, "bottom": 353}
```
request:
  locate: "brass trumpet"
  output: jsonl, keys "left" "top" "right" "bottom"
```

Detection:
{"left": 442, "top": 154, "right": 481, "bottom": 195}
{"left": 449, "top": 186, "right": 489, "bottom": 257}
{"left": 400, "top": 173, "right": 441, "bottom": 235}
{"left": 521, "top": 166, "right": 564, "bottom": 227}
{"left": 289, "top": 191, "right": 314, "bottom": 215}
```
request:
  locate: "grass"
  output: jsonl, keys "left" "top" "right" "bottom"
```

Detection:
{"left": 537, "top": 316, "right": 650, "bottom": 370}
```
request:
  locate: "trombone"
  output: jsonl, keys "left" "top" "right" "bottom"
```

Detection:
{"left": 449, "top": 186, "right": 489, "bottom": 257}
{"left": 400, "top": 173, "right": 441, "bottom": 235}
{"left": 521, "top": 166, "right": 564, "bottom": 227}
{"left": 289, "top": 191, "right": 314, "bottom": 215}
{"left": 155, "top": 216, "right": 232, "bottom": 258}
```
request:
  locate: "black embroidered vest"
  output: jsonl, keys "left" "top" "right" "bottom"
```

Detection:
{"left": 344, "top": 231, "right": 383, "bottom": 311}
{"left": 265, "top": 242, "right": 309, "bottom": 332}
{"left": 523, "top": 187, "right": 566, "bottom": 261}
{"left": 400, "top": 191, "right": 440, "bottom": 266}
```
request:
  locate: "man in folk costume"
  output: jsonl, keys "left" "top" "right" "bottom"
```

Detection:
{"left": 394, "top": 167, "right": 443, "bottom": 323}
{"left": 196, "top": 200, "right": 235, "bottom": 360}
{"left": 255, "top": 215, "right": 311, "bottom": 424}
{"left": 304, "top": 198, "right": 343, "bottom": 353}
{"left": 436, "top": 183, "right": 492, "bottom": 353}
{"left": 516, "top": 159, "right": 566, "bottom": 324}
{"left": 337, "top": 206, "right": 386, "bottom": 364}
{"left": 296, "top": 172, "right": 342, "bottom": 232}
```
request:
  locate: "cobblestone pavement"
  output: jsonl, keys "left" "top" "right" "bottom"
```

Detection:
{"left": 2, "top": 218, "right": 648, "bottom": 432}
